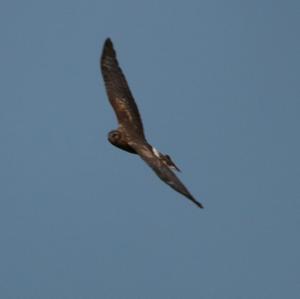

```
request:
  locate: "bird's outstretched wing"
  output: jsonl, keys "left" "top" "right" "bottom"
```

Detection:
{"left": 101, "top": 38, "right": 145, "bottom": 138}
{"left": 130, "top": 142, "right": 204, "bottom": 209}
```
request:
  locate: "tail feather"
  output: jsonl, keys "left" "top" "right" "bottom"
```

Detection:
{"left": 164, "top": 154, "right": 181, "bottom": 172}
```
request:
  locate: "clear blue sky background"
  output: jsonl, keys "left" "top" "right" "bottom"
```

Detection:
{"left": 0, "top": 0, "right": 299, "bottom": 298}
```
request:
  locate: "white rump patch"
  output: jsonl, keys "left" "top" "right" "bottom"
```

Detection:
{"left": 152, "top": 147, "right": 161, "bottom": 158}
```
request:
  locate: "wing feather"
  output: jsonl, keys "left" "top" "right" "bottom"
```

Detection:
{"left": 131, "top": 143, "right": 204, "bottom": 209}
{"left": 101, "top": 38, "right": 145, "bottom": 138}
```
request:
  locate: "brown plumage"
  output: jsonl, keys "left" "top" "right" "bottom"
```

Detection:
{"left": 100, "top": 38, "right": 203, "bottom": 209}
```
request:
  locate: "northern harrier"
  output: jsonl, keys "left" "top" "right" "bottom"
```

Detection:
{"left": 100, "top": 38, "right": 203, "bottom": 209}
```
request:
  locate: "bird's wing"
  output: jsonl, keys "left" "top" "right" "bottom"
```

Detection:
{"left": 130, "top": 142, "right": 204, "bottom": 209}
{"left": 101, "top": 38, "right": 145, "bottom": 139}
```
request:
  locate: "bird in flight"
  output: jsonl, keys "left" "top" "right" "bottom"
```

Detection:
{"left": 100, "top": 38, "right": 203, "bottom": 209}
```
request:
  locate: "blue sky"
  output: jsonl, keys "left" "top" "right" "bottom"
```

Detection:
{"left": 0, "top": 0, "right": 299, "bottom": 298}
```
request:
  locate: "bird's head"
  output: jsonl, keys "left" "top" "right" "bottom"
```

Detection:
{"left": 108, "top": 130, "right": 122, "bottom": 145}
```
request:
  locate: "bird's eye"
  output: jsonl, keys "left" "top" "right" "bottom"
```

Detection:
{"left": 108, "top": 130, "right": 120, "bottom": 141}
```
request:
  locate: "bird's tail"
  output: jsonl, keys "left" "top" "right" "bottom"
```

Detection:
{"left": 163, "top": 154, "right": 181, "bottom": 172}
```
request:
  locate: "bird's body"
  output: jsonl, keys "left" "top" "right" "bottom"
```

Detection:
{"left": 100, "top": 38, "right": 203, "bottom": 209}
